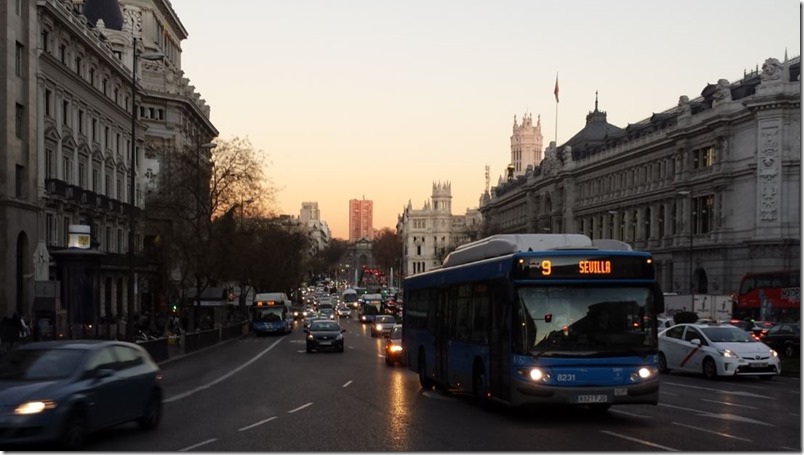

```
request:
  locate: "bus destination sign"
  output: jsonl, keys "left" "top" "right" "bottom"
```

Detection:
{"left": 512, "top": 255, "right": 654, "bottom": 280}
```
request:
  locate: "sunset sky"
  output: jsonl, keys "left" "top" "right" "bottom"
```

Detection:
{"left": 170, "top": 0, "right": 800, "bottom": 240}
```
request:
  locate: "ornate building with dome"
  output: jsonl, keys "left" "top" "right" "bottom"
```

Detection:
{"left": 479, "top": 55, "right": 801, "bottom": 299}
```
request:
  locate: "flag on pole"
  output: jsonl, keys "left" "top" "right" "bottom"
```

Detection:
{"left": 554, "top": 74, "right": 559, "bottom": 103}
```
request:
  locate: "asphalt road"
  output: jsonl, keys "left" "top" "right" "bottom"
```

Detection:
{"left": 83, "top": 315, "right": 801, "bottom": 451}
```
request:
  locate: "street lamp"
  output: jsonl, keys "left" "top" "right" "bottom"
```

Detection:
{"left": 127, "top": 37, "right": 164, "bottom": 341}
{"left": 677, "top": 190, "right": 693, "bottom": 312}
{"left": 194, "top": 141, "right": 216, "bottom": 331}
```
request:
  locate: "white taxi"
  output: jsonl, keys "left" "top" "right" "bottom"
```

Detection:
{"left": 658, "top": 323, "right": 781, "bottom": 380}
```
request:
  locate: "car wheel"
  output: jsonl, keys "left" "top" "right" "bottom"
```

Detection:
{"left": 702, "top": 357, "right": 718, "bottom": 380}
{"left": 386, "top": 356, "right": 393, "bottom": 366}
{"left": 60, "top": 408, "right": 88, "bottom": 450}
{"left": 784, "top": 343, "right": 795, "bottom": 358}
{"left": 138, "top": 391, "right": 162, "bottom": 430}
{"left": 658, "top": 352, "right": 670, "bottom": 374}
{"left": 418, "top": 354, "right": 434, "bottom": 389}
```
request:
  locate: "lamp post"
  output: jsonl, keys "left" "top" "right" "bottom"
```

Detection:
{"left": 677, "top": 190, "right": 693, "bottom": 313}
{"left": 127, "top": 37, "right": 164, "bottom": 341}
{"left": 194, "top": 141, "right": 216, "bottom": 330}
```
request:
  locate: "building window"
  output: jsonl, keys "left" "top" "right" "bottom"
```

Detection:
{"left": 15, "top": 42, "right": 23, "bottom": 77}
{"left": 78, "top": 162, "right": 86, "bottom": 188}
{"left": 105, "top": 226, "right": 112, "bottom": 251}
{"left": 15, "top": 103, "right": 24, "bottom": 139}
{"left": 116, "top": 178, "right": 122, "bottom": 201}
{"left": 62, "top": 101, "right": 69, "bottom": 127}
{"left": 74, "top": 56, "right": 82, "bottom": 76}
{"left": 46, "top": 149, "right": 54, "bottom": 178}
{"left": 63, "top": 156, "right": 72, "bottom": 183}
{"left": 47, "top": 213, "right": 56, "bottom": 245}
{"left": 693, "top": 194, "right": 715, "bottom": 235}
{"left": 15, "top": 165, "right": 24, "bottom": 198}
{"left": 78, "top": 110, "right": 84, "bottom": 134}
{"left": 63, "top": 216, "right": 71, "bottom": 247}
{"left": 59, "top": 44, "right": 66, "bottom": 63}
{"left": 45, "top": 89, "right": 52, "bottom": 117}
{"left": 91, "top": 118, "right": 97, "bottom": 141}
{"left": 118, "top": 228, "right": 124, "bottom": 253}
{"left": 105, "top": 174, "right": 111, "bottom": 196}
{"left": 89, "top": 68, "right": 95, "bottom": 86}
{"left": 104, "top": 126, "right": 109, "bottom": 148}
{"left": 92, "top": 168, "right": 99, "bottom": 192}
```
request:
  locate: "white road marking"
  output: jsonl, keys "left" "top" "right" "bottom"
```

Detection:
{"left": 660, "top": 391, "right": 679, "bottom": 396}
{"left": 610, "top": 409, "right": 651, "bottom": 418}
{"left": 701, "top": 399, "right": 757, "bottom": 409}
{"left": 164, "top": 337, "right": 285, "bottom": 403}
{"left": 178, "top": 438, "right": 217, "bottom": 451}
{"left": 238, "top": 416, "right": 277, "bottom": 432}
{"left": 288, "top": 402, "right": 313, "bottom": 413}
{"left": 599, "top": 431, "right": 678, "bottom": 451}
{"left": 659, "top": 403, "right": 774, "bottom": 426}
{"left": 342, "top": 380, "right": 352, "bottom": 388}
{"left": 671, "top": 422, "right": 752, "bottom": 441}
{"left": 662, "top": 381, "right": 774, "bottom": 399}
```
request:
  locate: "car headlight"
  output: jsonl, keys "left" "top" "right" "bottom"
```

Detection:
{"left": 770, "top": 349, "right": 779, "bottom": 357}
{"left": 336, "top": 334, "right": 344, "bottom": 340}
{"left": 389, "top": 345, "right": 403, "bottom": 352}
{"left": 717, "top": 349, "right": 734, "bottom": 358}
{"left": 14, "top": 400, "right": 56, "bottom": 415}
{"left": 307, "top": 334, "right": 314, "bottom": 340}
{"left": 375, "top": 324, "right": 382, "bottom": 331}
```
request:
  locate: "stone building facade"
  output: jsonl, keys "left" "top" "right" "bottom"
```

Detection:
{"left": 480, "top": 55, "right": 801, "bottom": 298}
{"left": 397, "top": 182, "right": 483, "bottom": 277}
{"left": 0, "top": 0, "right": 216, "bottom": 325}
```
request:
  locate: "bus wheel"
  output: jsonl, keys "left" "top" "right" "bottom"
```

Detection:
{"left": 418, "top": 354, "right": 434, "bottom": 389}
{"left": 473, "top": 367, "right": 490, "bottom": 409}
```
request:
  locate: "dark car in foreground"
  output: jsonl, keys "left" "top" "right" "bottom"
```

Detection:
{"left": 306, "top": 320, "right": 346, "bottom": 353}
{"left": 0, "top": 340, "right": 163, "bottom": 449}
{"left": 384, "top": 324, "right": 403, "bottom": 366}
{"left": 762, "top": 322, "right": 800, "bottom": 358}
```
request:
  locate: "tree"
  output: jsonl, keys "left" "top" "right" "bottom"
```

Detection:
{"left": 144, "top": 136, "right": 275, "bottom": 328}
{"left": 372, "top": 228, "right": 403, "bottom": 277}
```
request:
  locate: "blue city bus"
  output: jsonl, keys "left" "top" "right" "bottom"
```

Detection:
{"left": 251, "top": 295, "right": 292, "bottom": 335}
{"left": 402, "top": 234, "right": 664, "bottom": 412}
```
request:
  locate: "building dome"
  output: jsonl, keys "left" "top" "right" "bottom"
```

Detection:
{"left": 82, "top": 0, "right": 124, "bottom": 31}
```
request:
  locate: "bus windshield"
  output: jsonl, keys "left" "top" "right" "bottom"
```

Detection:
{"left": 516, "top": 286, "right": 655, "bottom": 356}
{"left": 253, "top": 307, "right": 285, "bottom": 322}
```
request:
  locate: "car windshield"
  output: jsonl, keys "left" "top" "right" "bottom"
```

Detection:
{"left": 0, "top": 348, "right": 85, "bottom": 380}
{"left": 700, "top": 326, "right": 756, "bottom": 342}
{"left": 377, "top": 316, "right": 395, "bottom": 323}
{"left": 311, "top": 322, "right": 339, "bottom": 331}
{"left": 390, "top": 326, "right": 402, "bottom": 339}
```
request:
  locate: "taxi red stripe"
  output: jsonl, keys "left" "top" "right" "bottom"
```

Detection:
{"left": 680, "top": 346, "right": 700, "bottom": 367}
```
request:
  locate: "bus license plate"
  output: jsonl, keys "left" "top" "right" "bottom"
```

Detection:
{"left": 577, "top": 394, "right": 608, "bottom": 404}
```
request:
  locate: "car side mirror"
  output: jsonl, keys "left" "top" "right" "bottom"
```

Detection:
{"left": 341, "top": 329, "right": 347, "bottom": 333}
{"left": 690, "top": 338, "right": 701, "bottom": 346}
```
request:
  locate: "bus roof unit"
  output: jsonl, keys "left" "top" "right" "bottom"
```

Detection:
{"left": 443, "top": 234, "right": 632, "bottom": 268}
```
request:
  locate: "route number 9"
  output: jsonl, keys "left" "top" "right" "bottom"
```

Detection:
{"left": 541, "top": 260, "right": 552, "bottom": 276}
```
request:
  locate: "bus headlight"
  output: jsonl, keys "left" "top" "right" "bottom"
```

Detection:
{"left": 629, "top": 367, "right": 657, "bottom": 382}
{"left": 529, "top": 369, "right": 545, "bottom": 381}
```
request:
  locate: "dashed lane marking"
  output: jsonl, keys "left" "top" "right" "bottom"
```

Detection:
{"left": 178, "top": 438, "right": 217, "bottom": 452}
{"left": 238, "top": 416, "right": 277, "bottom": 432}
{"left": 671, "top": 422, "right": 752, "bottom": 441}
{"left": 288, "top": 402, "right": 313, "bottom": 413}
{"left": 599, "top": 431, "right": 678, "bottom": 451}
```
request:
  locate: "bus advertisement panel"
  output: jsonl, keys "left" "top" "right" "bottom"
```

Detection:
{"left": 733, "top": 270, "right": 800, "bottom": 322}
{"left": 403, "top": 234, "right": 664, "bottom": 412}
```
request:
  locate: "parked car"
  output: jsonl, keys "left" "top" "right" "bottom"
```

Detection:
{"left": 371, "top": 315, "right": 397, "bottom": 338}
{"left": 305, "top": 320, "right": 346, "bottom": 353}
{"left": 658, "top": 323, "right": 781, "bottom": 380}
{"left": 0, "top": 340, "right": 163, "bottom": 449}
{"left": 761, "top": 322, "right": 800, "bottom": 358}
{"left": 384, "top": 324, "right": 404, "bottom": 366}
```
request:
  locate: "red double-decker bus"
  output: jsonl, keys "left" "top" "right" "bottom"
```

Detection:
{"left": 732, "top": 270, "right": 800, "bottom": 322}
